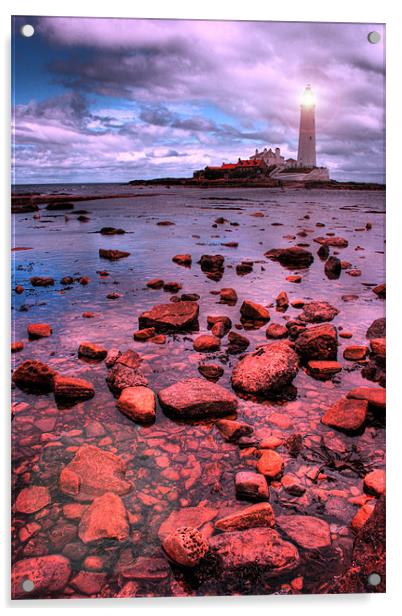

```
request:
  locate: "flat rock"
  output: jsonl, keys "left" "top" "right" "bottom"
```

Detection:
{"left": 220, "top": 288, "right": 238, "bottom": 303}
{"left": 172, "top": 254, "right": 192, "bottom": 266}
{"left": 277, "top": 515, "right": 331, "bottom": 549}
{"left": 321, "top": 397, "right": 368, "bottom": 432}
{"left": 78, "top": 492, "right": 129, "bottom": 543}
{"left": 30, "top": 276, "right": 55, "bottom": 287}
{"left": 315, "top": 236, "right": 348, "bottom": 247}
{"left": 300, "top": 301, "right": 339, "bottom": 323}
{"left": 343, "top": 345, "right": 368, "bottom": 361}
{"left": 117, "top": 386, "right": 156, "bottom": 423}
{"left": 54, "top": 375, "right": 95, "bottom": 402}
{"left": 158, "top": 377, "right": 238, "bottom": 419}
{"left": 198, "top": 363, "right": 224, "bottom": 380}
{"left": 15, "top": 486, "right": 51, "bottom": 514}
{"left": 139, "top": 301, "right": 199, "bottom": 333}
{"left": 215, "top": 503, "right": 275, "bottom": 531}
{"left": 231, "top": 341, "right": 299, "bottom": 395}
{"left": 146, "top": 278, "right": 164, "bottom": 289}
{"left": 27, "top": 323, "right": 52, "bottom": 339}
{"left": 158, "top": 506, "right": 217, "bottom": 540}
{"left": 99, "top": 248, "right": 130, "bottom": 260}
{"left": 59, "top": 445, "right": 133, "bottom": 501}
{"left": 78, "top": 342, "right": 107, "bottom": 361}
{"left": 235, "top": 471, "right": 269, "bottom": 501}
{"left": 294, "top": 323, "right": 338, "bottom": 360}
{"left": 347, "top": 387, "right": 385, "bottom": 409}
{"left": 307, "top": 360, "right": 342, "bottom": 380}
{"left": 215, "top": 418, "right": 253, "bottom": 442}
{"left": 209, "top": 528, "right": 300, "bottom": 576}
{"left": 12, "top": 555, "right": 71, "bottom": 599}
{"left": 265, "top": 247, "right": 314, "bottom": 268}
{"left": 133, "top": 327, "right": 156, "bottom": 341}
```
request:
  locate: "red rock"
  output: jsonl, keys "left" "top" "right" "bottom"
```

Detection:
{"left": 163, "top": 281, "right": 182, "bottom": 293}
{"left": 15, "top": 486, "right": 51, "bottom": 514}
{"left": 193, "top": 334, "right": 220, "bottom": 352}
{"left": 347, "top": 387, "right": 385, "bottom": 409}
{"left": 99, "top": 226, "right": 125, "bottom": 235}
{"left": 363, "top": 470, "right": 386, "bottom": 496}
{"left": 227, "top": 331, "right": 250, "bottom": 354}
{"left": 235, "top": 471, "right": 269, "bottom": 501}
{"left": 79, "top": 276, "right": 90, "bottom": 285}
{"left": 106, "top": 354, "right": 148, "bottom": 395}
{"left": 54, "top": 375, "right": 95, "bottom": 401}
{"left": 63, "top": 503, "right": 87, "bottom": 520}
{"left": 231, "top": 341, "right": 299, "bottom": 394}
{"left": 215, "top": 418, "right": 253, "bottom": 442}
{"left": 150, "top": 334, "right": 167, "bottom": 344}
{"left": 220, "top": 288, "right": 238, "bottom": 303}
{"left": 12, "top": 359, "right": 56, "bottom": 393}
{"left": 351, "top": 503, "right": 375, "bottom": 531}
{"left": 139, "top": 301, "right": 199, "bottom": 333}
{"left": 117, "top": 386, "right": 156, "bottom": 423}
{"left": 286, "top": 275, "right": 302, "bottom": 283}
{"left": 321, "top": 397, "right": 368, "bottom": 432}
{"left": 291, "top": 298, "right": 305, "bottom": 308}
{"left": 339, "top": 331, "right": 353, "bottom": 338}
{"left": 277, "top": 515, "right": 331, "bottom": 549}
{"left": 257, "top": 450, "right": 284, "bottom": 479}
{"left": 82, "top": 312, "right": 95, "bottom": 318}
{"left": 146, "top": 278, "right": 164, "bottom": 289}
{"left": 266, "top": 323, "right": 288, "bottom": 339}
{"left": 265, "top": 247, "right": 314, "bottom": 268}
{"left": 370, "top": 337, "right": 386, "bottom": 358}
{"left": 12, "top": 555, "right": 71, "bottom": 599}
{"left": 27, "top": 323, "right": 52, "bottom": 339}
{"left": 99, "top": 248, "right": 130, "bottom": 260}
{"left": 78, "top": 342, "right": 107, "bottom": 361}
{"left": 343, "top": 345, "right": 368, "bottom": 361}
{"left": 158, "top": 506, "right": 217, "bottom": 540}
{"left": 70, "top": 570, "right": 106, "bottom": 595}
{"left": 107, "top": 292, "right": 122, "bottom": 299}
{"left": 347, "top": 268, "right": 362, "bottom": 277}
{"left": 209, "top": 528, "right": 300, "bottom": 575}
{"left": 294, "top": 323, "right": 338, "bottom": 360}
{"left": 59, "top": 445, "right": 132, "bottom": 501}
{"left": 11, "top": 341, "right": 24, "bottom": 353}
{"left": 78, "top": 492, "right": 129, "bottom": 543}
{"left": 324, "top": 256, "right": 341, "bottom": 279}
{"left": 172, "top": 254, "right": 192, "bottom": 266}
{"left": 281, "top": 474, "right": 305, "bottom": 496}
{"left": 215, "top": 503, "right": 275, "bottom": 531}
{"left": 207, "top": 314, "right": 232, "bottom": 332}
{"left": 30, "top": 276, "right": 54, "bottom": 287}
{"left": 300, "top": 301, "right": 339, "bottom": 323}
{"left": 307, "top": 360, "right": 342, "bottom": 380}
{"left": 83, "top": 556, "right": 104, "bottom": 571}
{"left": 373, "top": 283, "right": 386, "bottom": 298}
{"left": 158, "top": 377, "right": 238, "bottom": 419}
{"left": 199, "top": 254, "right": 224, "bottom": 272}
{"left": 240, "top": 299, "right": 270, "bottom": 321}
{"left": 198, "top": 363, "right": 224, "bottom": 380}
{"left": 162, "top": 527, "right": 208, "bottom": 567}
{"left": 366, "top": 318, "right": 385, "bottom": 339}
{"left": 133, "top": 327, "right": 155, "bottom": 341}
{"left": 15, "top": 285, "right": 24, "bottom": 294}
{"left": 315, "top": 236, "right": 348, "bottom": 248}
{"left": 119, "top": 557, "right": 170, "bottom": 580}
{"left": 275, "top": 291, "right": 289, "bottom": 312}
{"left": 236, "top": 261, "right": 254, "bottom": 275}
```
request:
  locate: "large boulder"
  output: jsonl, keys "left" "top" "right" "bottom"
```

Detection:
{"left": 264, "top": 247, "right": 314, "bottom": 268}
{"left": 12, "top": 555, "right": 71, "bottom": 599}
{"left": 59, "top": 445, "right": 133, "bottom": 501}
{"left": 209, "top": 528, "right": 300, "bottom": 576}
{"left": 78, "top": 492, "right": 129, "bottom": 543}
{"left": 276, "top": 515, "right": 331, "bottom": 549}
{"left": 158, "top": 378, "right": 238, "bottom": 419}
{"left": 300, "top": 301, "right": 339, "bottom": 323}
{"left": 139, "top": 301, "right": 199, "bottom": 333}
{"left": 231, "top": 341, "right": 299, "bottom": 395}
{"left": 294, "top": 323, "right": 338, "bottom": 360}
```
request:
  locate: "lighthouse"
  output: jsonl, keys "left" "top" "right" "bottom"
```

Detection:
{"left": 297, "top": 84, "right": 316, "bottom": 168}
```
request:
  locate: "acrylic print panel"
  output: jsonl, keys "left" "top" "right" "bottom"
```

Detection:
{"left": 11, "top": 16, "right": 385, "bottom": 600}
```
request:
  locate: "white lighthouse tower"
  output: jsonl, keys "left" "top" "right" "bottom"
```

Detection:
{"left": 297, "top": 84, "right": 316, "bottom": 168}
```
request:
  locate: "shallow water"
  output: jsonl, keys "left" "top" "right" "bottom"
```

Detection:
{"left": 11, "top": 186, "right": 385, "bottom": 598}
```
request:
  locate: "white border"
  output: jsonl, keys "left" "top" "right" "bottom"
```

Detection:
{"left": 1, "top": 0, "right": 401, "bottom": 614}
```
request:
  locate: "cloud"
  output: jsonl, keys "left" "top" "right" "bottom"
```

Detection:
{"left": 13, "top": 18, "right": 385, "bottom": 182}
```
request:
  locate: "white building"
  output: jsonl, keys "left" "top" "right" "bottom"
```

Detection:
{"left": 250, "top": 147, "right": 284, "bottom": 166}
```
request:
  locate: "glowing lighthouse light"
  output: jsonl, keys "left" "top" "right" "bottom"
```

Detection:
{"left": 300, "top": 84, "right": 315, "bottom": 107}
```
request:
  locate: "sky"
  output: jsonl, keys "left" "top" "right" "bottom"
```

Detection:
{"left": 12, "top": 17, "right": 385, "bottom": 184}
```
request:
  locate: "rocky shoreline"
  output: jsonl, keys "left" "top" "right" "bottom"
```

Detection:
{"left": 11, "top": 187, "right": 385, "bottom": 599}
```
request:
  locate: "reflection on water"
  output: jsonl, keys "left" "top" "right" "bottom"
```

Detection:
{"left": 11, "top": 186, "right": 385, "bottom": 598}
